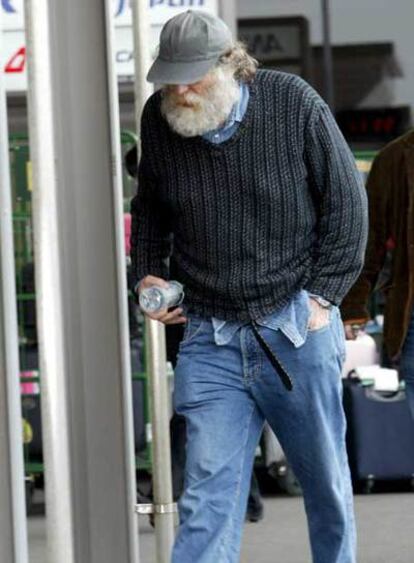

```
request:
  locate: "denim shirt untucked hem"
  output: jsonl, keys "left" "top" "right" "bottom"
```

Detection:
{"left": 211, "top": 290, "right": 312, "bottom": 347}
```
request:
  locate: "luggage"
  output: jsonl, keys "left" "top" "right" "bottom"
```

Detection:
{"left": 343, "top": 377, "right": 414, "bottom": 492}
{"left": 342, "top": 333, "right": 379, "bottom": 377}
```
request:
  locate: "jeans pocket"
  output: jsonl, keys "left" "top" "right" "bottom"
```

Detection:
{"left": 181, "top": 316, "right": 207, "bottom": 345}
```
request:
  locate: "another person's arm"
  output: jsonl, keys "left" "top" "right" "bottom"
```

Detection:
{"left": 340, "top": 153, "right": 392, "bottom": 336}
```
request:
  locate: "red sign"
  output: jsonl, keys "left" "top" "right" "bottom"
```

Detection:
{"left": 4, "top": 46, "right": 26, "bottom": 73}
{"left": 336, "top": 106, "right": 411, "bottom": 143}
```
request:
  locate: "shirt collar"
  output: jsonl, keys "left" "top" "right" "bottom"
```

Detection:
{"left": 229, "top": 82, "right": 249, "bottom": 126}
{"left": 218, "top": 82, "right": 249, "bottom": 131}
{"left": 202, "top": 82, "right": 249, "bottom": 140}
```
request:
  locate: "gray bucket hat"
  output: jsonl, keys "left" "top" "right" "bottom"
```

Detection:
{"left": 147, "top": 10, "right": 233, "bottom": 85}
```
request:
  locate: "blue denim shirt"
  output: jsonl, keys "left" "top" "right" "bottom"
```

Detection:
{"left": 202, "top": 82, "right": 249, "bottom": 144}
{"left": 212, "top": 290, "right": 311, "bottom": 347}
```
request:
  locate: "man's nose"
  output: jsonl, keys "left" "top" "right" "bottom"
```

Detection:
{"left": 174, "top": 84, "right": 190, "bottom": 96}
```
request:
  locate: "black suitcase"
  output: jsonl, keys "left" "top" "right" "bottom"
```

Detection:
{"left": 343, "top": 378, "right": 414, "bottom": 492}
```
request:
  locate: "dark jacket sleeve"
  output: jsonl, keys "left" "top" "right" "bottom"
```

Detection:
{"left": 130, "top": 103, "right": 172, "bottom": 288}
{"left": 341, "top": 152, "right": 392, "bottom": 321}
{"left": 303, "top": 103, "right": 368, "bottom": 305}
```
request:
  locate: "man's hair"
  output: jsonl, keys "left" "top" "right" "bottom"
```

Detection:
{"left": 218, "top": 41, "right": 258, "bottom": 82}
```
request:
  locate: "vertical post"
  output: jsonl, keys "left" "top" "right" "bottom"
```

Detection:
{"left": 131, "top": 0, "right": 153, "bottom": 143}
{"left": 131, "top": 1, "right": 176, "bottom": 559}
{"left": 321, "top": 0, "right": 335, "bottom": 110}
{"left": 24, "top": 0, "right": 140, "bottom": 561}
{"left": 219, "top": 0, "right": 237, "bottom": 38}
{"left": 145, "top": 319, "right": 175, "bottom": 563}
{"left": 0, "top": 10, "right": 30, "bottom": 563}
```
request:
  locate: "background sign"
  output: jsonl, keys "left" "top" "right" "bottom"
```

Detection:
{"left": 239, "top": 23, "right": 303, "bottom": 61}
{"left": 336, "top": 106, "right": 411, "bottom": 143}
{"left": 1, "top": 0, "right": 218, "bottom": 91}
{"left": 115, "top": 0, "right": 218, "bottom": 26}
{"left": 238, "top": 17, "right": 311, "bottom": 79}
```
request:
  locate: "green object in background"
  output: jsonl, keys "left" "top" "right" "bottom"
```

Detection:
{"left": 121, "top": 129, "right": 139, "bottom": 208}
{"left": 9, "top": 131, "right": 154, "bottom": 484}
{"left": 354, "top": 150, "right": 376, "bottom": 181}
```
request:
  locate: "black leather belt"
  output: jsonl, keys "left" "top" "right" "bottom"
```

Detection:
{"left": 251, "top": 321, "right": 293, "bottom": 391}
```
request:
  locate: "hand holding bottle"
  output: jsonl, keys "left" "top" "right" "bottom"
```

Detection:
{"left": 138, "top": 275, "right": 187, "bottom": 325}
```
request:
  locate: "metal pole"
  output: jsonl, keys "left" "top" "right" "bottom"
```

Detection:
{"left": 25, "top": 0, "right": 140, "bottom": 561}
{"left": 146, "top": 319, "right": 175, "bottom": 562}
{"left": 0, "top": 10, "right": 30, "bottom": 563}
{"left": 219, "top": 0, "right": 237, "bottom": 38}
{"left": 131, "top": 3, "right": 176, "bottom": 558}
{"left": 24, "top": 2, "right": 75, "bottom": 557}
{"left": 104, "top": 2, "right": 142, "bottom": 558}
{"left": 131, "top": 0, "right": 153, "bottom": 143}
{"left": 321, "top": 0, "right": 335, "bottom": 110}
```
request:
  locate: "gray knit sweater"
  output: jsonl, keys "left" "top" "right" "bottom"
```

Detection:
{"left": 130, "top": 70, "right": 368, "bottom": 321}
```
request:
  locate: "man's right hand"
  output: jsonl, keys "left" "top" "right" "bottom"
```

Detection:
{"left": 138, "top": 275, "right": 187, "bottom": 325}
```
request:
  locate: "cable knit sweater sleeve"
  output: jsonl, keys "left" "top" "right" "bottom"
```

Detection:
{"left": 130, "top": 99, "right": 172, "bottom": 287}
{"left": 303, "top": 102, "right": 368, "bottom": 305}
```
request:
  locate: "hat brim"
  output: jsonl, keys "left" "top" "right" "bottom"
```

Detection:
{"left": 147, "top": 55, "right": 219, "bottom": 85}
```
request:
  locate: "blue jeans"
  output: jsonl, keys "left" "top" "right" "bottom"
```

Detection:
{"left": 399, "top": 308, "right": 414, "bottom": 421}
{"left": 172, "top": 309, "right": 356, "bottom": 563}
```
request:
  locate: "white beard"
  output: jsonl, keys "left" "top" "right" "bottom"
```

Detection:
{"left": 161, "top": 67, "right": 241, "bottom": 138}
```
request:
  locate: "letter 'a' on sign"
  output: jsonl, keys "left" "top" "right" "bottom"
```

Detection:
{"left": 5, "top": 46, "right": 26, "bottom": 73}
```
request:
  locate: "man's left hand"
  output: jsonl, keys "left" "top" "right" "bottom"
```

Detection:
{"left": 308, "top": 298, "right": 331, "bottom": 331}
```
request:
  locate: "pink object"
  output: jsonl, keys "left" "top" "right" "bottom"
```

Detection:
{"left": 20, "top": 370, "right": 40, "bottom": 395}
{"left": 124, "top": 213, "right": 132, "bottom": 256}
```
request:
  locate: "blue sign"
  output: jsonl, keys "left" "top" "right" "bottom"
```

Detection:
{"left": 1, "top": 0, "right": 207, "bottom": 19}
{"left": 1, "top": 0, "right": 16, "bottom": 13}
{"left": 149, "top": 0, "right": 205, "bottom": 5}
{"left": 114, "top": 0, "right": 206, "bottom": 15}
{"left": 114, "top": 0, "right": 126, "bottom": 17}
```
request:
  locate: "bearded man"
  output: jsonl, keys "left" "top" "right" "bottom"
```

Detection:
{"left": 130, "top": 10, "right": 368, "bottom": 563}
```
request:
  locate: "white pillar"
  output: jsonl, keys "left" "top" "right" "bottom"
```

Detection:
{"left": 219, "top": 0, "right": 238, "bottom": 38}
{"left": 131, "top": 0, "right": 153, "bottom": 136}
{"left": 24, "top": 0, "right": 140, "bottom": 561}
{"left": 0, "top": 9, "right": 30, "bottom": 563}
